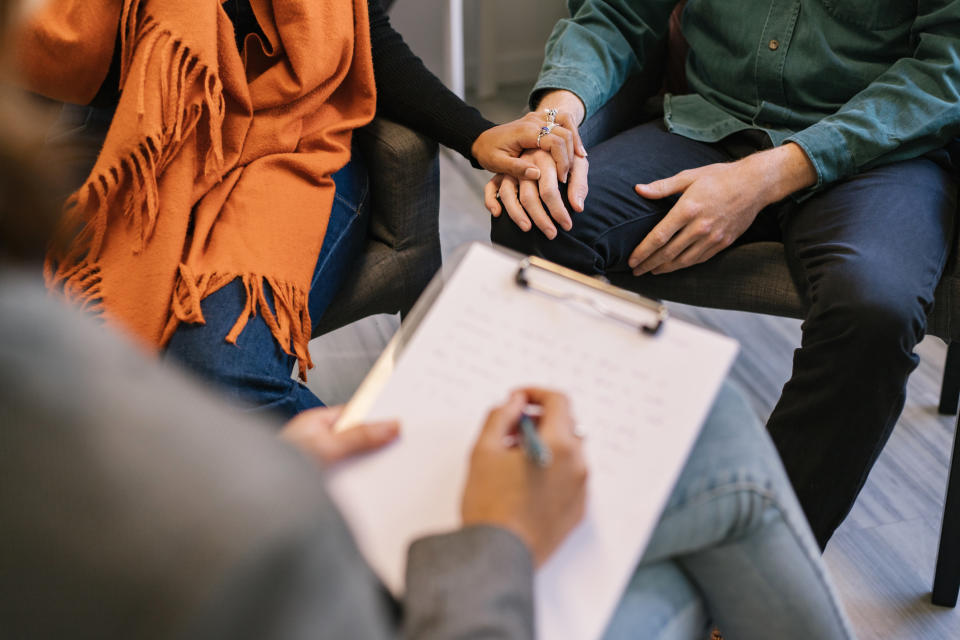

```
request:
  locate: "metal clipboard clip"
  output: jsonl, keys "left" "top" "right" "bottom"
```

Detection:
{"left": 515, "top": 256, "right": 668, "bottom": 336}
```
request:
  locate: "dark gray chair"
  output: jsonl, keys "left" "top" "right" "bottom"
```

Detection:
{"left": 580, "top": 64, "right": 960, "bottom": 607}
{"left": 312, "top": 117, "right": 440, "bottom": 335}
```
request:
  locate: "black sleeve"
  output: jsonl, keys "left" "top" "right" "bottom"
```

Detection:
{"left": 368, "top": 0, "right": 496, "bottom": 166}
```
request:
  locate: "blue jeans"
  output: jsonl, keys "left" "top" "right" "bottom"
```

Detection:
{"left": 604, "top": 381, "right": 853, "bottom": 640}
{"left": 164, "top": 152, "right": 371, "bottom": 419}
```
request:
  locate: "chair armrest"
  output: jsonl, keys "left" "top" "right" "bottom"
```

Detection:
{"left": 311, "top": 117, "right": 441, "bottom": 336}
{"left": 356, "top": 117, "right": 440, "bottom": 254}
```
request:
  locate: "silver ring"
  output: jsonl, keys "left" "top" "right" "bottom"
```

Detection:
{"left": 545, "top": 108, "right": 558, "bottom": 123}
{"left": 536, "top": 122, "right": 557, "bottom": 148}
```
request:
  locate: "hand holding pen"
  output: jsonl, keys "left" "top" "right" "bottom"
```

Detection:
{"left": 461, "top": 388, "right": 588, "bottom": 567}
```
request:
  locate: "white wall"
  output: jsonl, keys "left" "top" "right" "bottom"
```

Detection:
{"left": 388, "top": 0, "right": 568, "bottom": 92}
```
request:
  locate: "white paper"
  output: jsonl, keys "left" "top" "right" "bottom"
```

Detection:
{"left": 326, "top": 243, "right": 738, "bottom": 640}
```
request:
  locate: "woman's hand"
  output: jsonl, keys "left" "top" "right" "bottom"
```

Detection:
{"left": 472, "top": 110, "right": 586, "bottom": 182}
{"left": 482, "top": 89, "right": 590, "bottom": 238}
{"left": 281, "top": 406, "right": 400, "bottom": 466}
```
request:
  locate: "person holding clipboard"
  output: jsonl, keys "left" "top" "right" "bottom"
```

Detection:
{"left": 3, "top": 268, "right": 854, "bottom": 640}
{"left": 3, "top": 318, "right": 855, "bottom": 639}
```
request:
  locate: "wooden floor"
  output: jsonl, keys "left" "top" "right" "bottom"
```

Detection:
{"left": 305, "top": 89, "right": 959, "bottom": 639}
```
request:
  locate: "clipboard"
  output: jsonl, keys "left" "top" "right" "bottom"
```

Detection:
{"left": 515, "top": 255, "right": 668, "bottom": 335}
{"left": 336, "top": 244, "right": 672, "bottom": 431}
{"left": 327, "top": 242, "right": 738, "bottom": 640}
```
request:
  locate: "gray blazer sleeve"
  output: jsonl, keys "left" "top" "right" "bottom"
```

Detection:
{"left": 404, "top": 526, "right": 536, "bottom": 640}
{"left": 0, "top": 274, "right": 536, "bottom": 640}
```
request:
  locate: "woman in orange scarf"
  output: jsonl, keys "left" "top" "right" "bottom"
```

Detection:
{"left": 14, "top": 0, "right": 583, "bottom": 416}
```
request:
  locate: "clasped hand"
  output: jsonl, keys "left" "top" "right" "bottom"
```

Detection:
{"left": 470, "top": 110, "right": 587, "bottom": 187}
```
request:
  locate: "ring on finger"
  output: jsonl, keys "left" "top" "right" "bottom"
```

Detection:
{"left": 544, "top": 108, "right": 558, "bottom": 124}
{"left": 536, "top": 122, "right": 557, "bottom": 148}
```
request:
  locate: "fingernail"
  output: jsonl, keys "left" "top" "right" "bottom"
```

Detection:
{"left": 547, "top": 227, "right": 557, "bottom": 239}
{"left": 628, "top": 258, "right": 638, "bottom": 269}
{"left": 373, "top": 422, "right": 399, "bottom": 438}
{"left": 524, "top": 168, "right": 540, "bottom": 180}
{"left": 576, "top": 197, "right": 585, "bottom": 209}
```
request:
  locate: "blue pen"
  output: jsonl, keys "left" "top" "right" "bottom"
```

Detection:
{"left": 519, "top": 410, "right": 553, "bottom": 468}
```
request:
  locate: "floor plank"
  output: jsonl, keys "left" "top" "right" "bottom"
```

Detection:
{"left": 825, "top": 518, "right": 958, "bottom": 639}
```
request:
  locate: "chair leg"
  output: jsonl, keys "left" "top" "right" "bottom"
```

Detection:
{"left": 932, "top": 414, "right": 960, "bottom": 607}
{"left": 938, "top": 341, "right": 960, "bottom": 415}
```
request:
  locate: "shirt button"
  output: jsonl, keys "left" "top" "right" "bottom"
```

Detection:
{"left": 768, "top": 39, "right": 780, "bottom": 51}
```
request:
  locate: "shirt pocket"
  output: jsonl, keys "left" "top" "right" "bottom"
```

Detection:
{"left": 820, "top": 0, "right": 915, "bottom": 30}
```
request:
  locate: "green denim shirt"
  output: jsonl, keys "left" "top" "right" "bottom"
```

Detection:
{"left": 532, "top": 0, "right": 960, "bottom": 189}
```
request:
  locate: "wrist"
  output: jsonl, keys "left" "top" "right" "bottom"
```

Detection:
{"left": 469, "top": 123, "right": 496, "bottom": 163}
{"left": 534, "top": 89, "right": 586, "bottom": 126}
{"left": 744, "top": 142, "right": 817, "bottom": 204}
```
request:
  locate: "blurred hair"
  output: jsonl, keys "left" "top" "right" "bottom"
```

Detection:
{"left": 0, "top": 1, "right": 69, "bottom": 264}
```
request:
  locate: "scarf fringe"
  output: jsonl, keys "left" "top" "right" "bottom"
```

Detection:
{"left": 47, "top": 10, "right": 226, "bottom": 286}
{"left": 43, "top": 259, "right": 107, "bottom": 315}
{"left": 164, "top": 266, "right": 315, "bottom": 381}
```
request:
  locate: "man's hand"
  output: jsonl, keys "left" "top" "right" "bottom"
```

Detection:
{"left": 281, "top": 406, "right": 400, "bottom": 466}
{"left": 472, "top": 111, "right": 586, "bottom": 182}
{"left": 484, "top": 90, "right": 590, "bottom": 239}
{"left": 485, "top": 149, "right": 589, "bottom": 239}
{"left": 629, "top": 143, "right": 817, "bottom": 275}
{"left": 461, "top": 389, "right": 588, "bottom": 567}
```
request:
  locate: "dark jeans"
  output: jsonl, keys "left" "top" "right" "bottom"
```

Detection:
{"left": 164, "top": 151, "right": 371, "bottom": 419}
{"left": 491, "top": 119, "right": 958, "bottom": 547}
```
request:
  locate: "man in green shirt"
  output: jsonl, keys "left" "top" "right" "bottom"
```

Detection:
{"left": 489, "top": 0, "right": 960, "bottom": 548}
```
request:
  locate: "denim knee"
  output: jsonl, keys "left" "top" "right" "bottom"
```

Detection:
{"left": 806, "top": 277, "right": 927, "bottom": 357}
{"left": 490, "top": 214, "right": 606, "bottom": 275}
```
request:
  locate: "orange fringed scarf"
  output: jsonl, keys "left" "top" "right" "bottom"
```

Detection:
{"left": 15, "top": 0, "right": 376, "bottom": 379}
